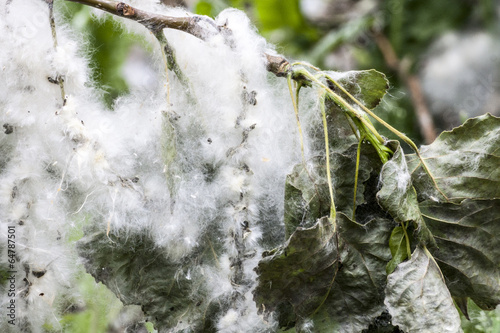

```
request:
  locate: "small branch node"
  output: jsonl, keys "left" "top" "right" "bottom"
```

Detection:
{"left": 116, "top": 2, "right": 134, "bottom": 17}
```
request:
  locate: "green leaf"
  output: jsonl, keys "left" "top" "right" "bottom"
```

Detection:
{"left": 288, "top": 84, "right": 388, "bottom": 231}
{"left": 398, "top": 114, "right": 500, "bottom": 310}
{"left": 254, "top": 213, "right": 393, "bottom": 332}
{"left": 78, "top": 229, "right": 223, "bottom": 332}
{"left": 145, "top": 321, "right": 157, "bottom": 333}
{"left": 419, "top": 199, "right": 500, "bottom": 310}
{"left": 407, "top": 114, "right": 500, "bottom": 202}
{"left": 329, "top": 69, "right": 389, "bottom": 110}
{"left": 333, "top": 142, "right": 384, "bottom": 220}
{"left": 384, "top": 247, "right": 462, "bottom": 333}
{"left": 376, "top": 141, "right": 435, "bottom": 246}
{"left": 321, "top": 69, "right": 390, "bottom": 165}
{"left": 307, "top": 69, "right": 389, "bottom": 155}
{"left": 284, "top": 142, "right": 382, "bottom": 237}
{"left": 283, "top": 161, "right": 330, "bottom": 239}
{"left": 377, "top": 141, "right": 418, "bottom": 222}
{"left": 386, "top": 226, "right": 408, "bottom": 274}
{"left": 254, "top": 216, "right": 338, "bottom": 330}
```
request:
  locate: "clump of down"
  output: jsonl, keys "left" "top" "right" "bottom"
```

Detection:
{"left": 0, "top": 0, "right": 336, "bottom": 331}
{"left": 0, "top": 0, "right": 362, "bottom": 332}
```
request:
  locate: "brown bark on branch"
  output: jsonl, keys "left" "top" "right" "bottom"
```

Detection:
{"left": 265, "top": 54, "right": 290, "bottom": 77}
{"left": 66, "top": 0, "right": 217, "bottom": 37}
{"left": 65, "top": 0, "right": 290, "bottom": 77}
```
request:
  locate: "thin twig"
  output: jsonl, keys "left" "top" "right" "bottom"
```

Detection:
{"left": 265, "top": 53, "right": 291, "bottom": 76}
{"left": 154, "top": 31, "right": 194, "bottom": 101}
{"left": 45, "top": 0, "right": 66, "bottom": 103}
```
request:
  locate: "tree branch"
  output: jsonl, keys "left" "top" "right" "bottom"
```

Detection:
{"left": 66, "top": 0, "right": 215, "bottom": 37}
{"left": 265, "top": 53, "right": 290, "bottom": 77}
{"left": 65, "top": 0, "right": 290, "bottom": 77}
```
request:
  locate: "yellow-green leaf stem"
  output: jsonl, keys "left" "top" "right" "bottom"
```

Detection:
{"left": 345, "top": 116, "right": 360, "bottom": 141}
{"left": 297, "top": 69, "right": 384, "bottom": 141}
{"left": 348, "top": 116, "right": 391, "bottom": 164}
{"left": 287, "top": 73, "right": 306, "bottom": 164}
{"left": 157, "top": 35, "right": 171, "bottom": 107}
{"left": 155, "top": 32, "right": 195, "bottom": 104}
{"left": 401, "top": 221, "right": 412, "bottom": 260}
{"left": 320, "top": 93, "right": 337, "bottom": 223}
{"left": 48, "top": 2, "right": 65, "bottom": 103}
{"left": 352, "top": 136, "right": 364, "bottom": 221}
{"left": 207, "top": 237, "right": 220, "bottom": 267}
{"left": 291, "top": 61, "right": 321, "bottom": 72}
{"left": 322, "top": 73, "right": 449, "bottom": 201}
{"left": 293, "top": 68, "right": 392, "bottom": 163}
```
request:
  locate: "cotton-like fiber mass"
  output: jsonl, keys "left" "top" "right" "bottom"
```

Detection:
{"left": 0, "top": 0, "right": 310, "bottom": 331}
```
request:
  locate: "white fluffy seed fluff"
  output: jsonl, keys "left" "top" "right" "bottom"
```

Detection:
{"left": 0, "top": 0, "right": 326, "bottom": 331}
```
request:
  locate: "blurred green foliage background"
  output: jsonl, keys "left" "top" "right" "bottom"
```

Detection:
{"left": 54, "top": 0, "right": 499, "bottom": 331}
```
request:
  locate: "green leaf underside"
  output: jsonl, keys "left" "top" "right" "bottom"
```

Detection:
{"left": 386, "top": 226, "right": 408, "bottom": 275}
{"left": 330, "top": 69, "right": 389, "bottom": 110}
{"left": 77, "top": 230, "right": 224, "bottom": 332}
{"left": 308, "top": 68, "right": 389, "bottom": 155}
{"left": 320, "top": 69, "right": 389, "bottom": 161}
{"left": 376, "top": 141, "right": 435, "bottom": 246}
{"left": 254, "top": 213, "right": 392, "bottom": 332}
{"left": 376, "top": 141, "right": 417, "bottom": 224}
{"left": 385, "top": 247, "right": 462, "bottom": 333}
{"left": 284, "top": 160, "right": 330, "bottom": 239}
{"left": 407, "top": 113, "right": 500, "bottom": 201}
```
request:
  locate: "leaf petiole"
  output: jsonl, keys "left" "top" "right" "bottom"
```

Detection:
{"left": 401, "top": 221, "right": 412, "bottom": 260}
{"left": 322, "top": 72, "right": 448, "bottom": 201}
{"left": 292, "top": 67, "right": 392, "bottom": 163}
{"left": 320, "top": 93, "right": 337, "bottom": 224}
{"left": 352, "top": 135, "right": 365, "bottom": 221}
{"left": 287, "top": 73, "right": 306, "bottom": 164}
